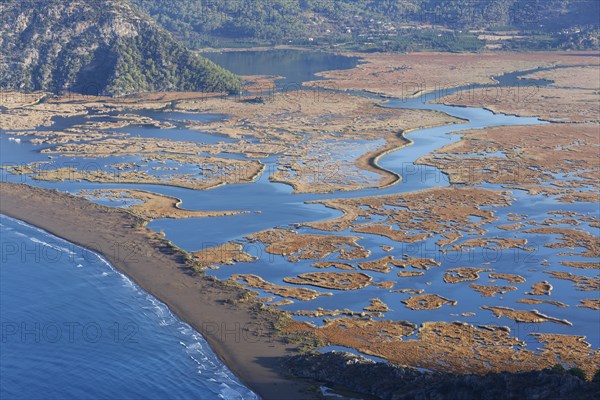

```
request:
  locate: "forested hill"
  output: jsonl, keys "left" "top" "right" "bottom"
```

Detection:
{"left": 130, "top": 0, "right": 599, "bottom": 50}
{"left": 0, "top": 0, "right": 243, "bottom": 96}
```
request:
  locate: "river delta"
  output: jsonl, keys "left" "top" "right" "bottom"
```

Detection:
{"left": 1, "top": 50, "right": 598, "bottom": 381}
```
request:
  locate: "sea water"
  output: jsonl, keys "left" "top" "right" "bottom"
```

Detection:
{"left": 0, "top": 215, "right": 257, "bottom": 400}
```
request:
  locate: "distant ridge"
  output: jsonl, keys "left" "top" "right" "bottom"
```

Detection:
{"left": 131, "top": 0, "right": 600, "bottom": 50}
{"left": 0, "top": 0, "right": 243, "bottom": 96}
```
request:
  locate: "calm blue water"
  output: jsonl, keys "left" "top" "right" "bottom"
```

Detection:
{"left": 0, "top": 215, "right": 257, "bottom": 400}
{"left": 202, "top": 50, "right": 359, "bottom": 90}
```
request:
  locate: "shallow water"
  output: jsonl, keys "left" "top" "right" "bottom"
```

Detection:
{"left": 202, "top": 50, "right": 359, "bottom": 90}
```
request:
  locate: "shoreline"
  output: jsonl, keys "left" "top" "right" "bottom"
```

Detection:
{"left": 0, "top": 182, "right": 319, "bottom": 400}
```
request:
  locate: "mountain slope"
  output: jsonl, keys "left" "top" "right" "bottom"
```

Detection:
{"left": 0, "top": 0, "right": 243, "bottom": 96}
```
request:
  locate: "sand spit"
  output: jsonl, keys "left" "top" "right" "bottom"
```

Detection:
{"left": 0, "top": 182, "right": 315, "bottom": 399}
{"left": 81, "top": 189, "right": 246, "bottom": 220}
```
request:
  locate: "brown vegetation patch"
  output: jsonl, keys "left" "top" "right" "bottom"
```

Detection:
{"left": 396, "top": 257, "right": 441, "bottom": 270}
{"left": 43, "top": 136, "right": 285, "bottom": 158}
{"left": 284, "top": 318, "right": 600, "bottom": 378}
{"left": 544, "top": 271, "right": 600, "bottom": 292}
{"left": 526, "top": 281, "right": 553, "bottom": 296}
{"left": 376, "top": 281, "right": 395, "bottom": 289}
{"left": 536, "top": 218, "right": 580, "bottom": 227}
{"left": 3, "top": 89, "right": 460, "bottom": 194}
{"left": 578, "top": 299, "right": 600, "bottom": 310}
{"left": 306, "top": 188, "right": 513, "bottom": 253}
{"left": 5, "top": 157, "right": 264, "bottom": 191}
{"left": 270, "top": 299, "right": 294, "bottom": 307}
{"left": 526, "top": 228, "right": 599, "bottom": 258}
{"left": 441, "top": 85, "right": 599, "bottom": 123}
{"left": 417, "top": 124, "right": 600, "bottom": 194}
{"left": 353, "top": 224, "right": 430, "bottom": 243}
{"left": 517, "top": 299, "right": 568, "bottom": 308}
{"left": 304, "top": 52, "right": 595, "bottom": 99}
{"left": 507, "top": 213, "right": 527, "bottom": 221}
{"left": 364, "top": 298, "right": 390, "bottom": 313}
{"left": 283, "top": 272, "right": 372, "bottom": 291}
{"left": 481, "top": 306, "right": 572, "bottom": 326}
{"left": 241, "top": 75, "right": 282, "bottom": 93}
{"left": 497, "top": 223, "right": 523, "bottom": 231}
{"left": 402, "top": 294, "right": 457, "bottom": 310}
{"left": 449, "top": 238, "right": 532, "bottom": 252}
{"left": 397, "top": 271, "right": 425, "bottom": 278}
{"left": 175, "top": 89, "right": 459, "bottom": 193}
{"left": 193, "top": 243, "right": 256, "bottom": 270}
{"left": 436, "top": 231, "right": 463, "bottom": 248}
{"left": 391, "top": 289, "right": 424, "bottom": 294}
{"left": 437, "top": 64, "right": 600, "bottom": 122}
{"left": 489, "top": 273, "right": 526, "bottom": 284}
{"left": 310, "top": 318, "right": 417, "bottom": 347}
{"left": 230, "top": 274, "right": 328, "bottom": 301}
{"left": 582, "top": 216, "right": 600, "bottom": 228}
{"left": 357, "top": 256, "right": 406, "bottom": 273}
{"left": 524, "top": 66, "right": 600, "bottom": 90}
{"left": 0, "top": 93, "right": 87, "bottom": 130}
{"left": 311, "top": 261, "right": 356, "bottom": 270}
{"left": 508, "top": 187, "right": 600, "bottom": 204}
{"left": 444, "top": 267, "right": 492, "bottom": 284}
{"left": 294, "top": 308, "right": 378, "bottom": 318}
{"left": 13, "top": 127, "right": 127, "bottom": 146}
{"left": 530, "top": 334, "right": 600, "bottom": 379}
{"left": 561, "top": 261, "right": 600, "bottom": 270}
{"left": 246, "top": 229, "right": 369, "bottom": 262}
{"left": 470, "top": 284, "right": 517, "bottom": 297}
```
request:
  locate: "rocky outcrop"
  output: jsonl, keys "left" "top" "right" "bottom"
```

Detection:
{"left": 0, "top": 0, "right": 242, "bottom": 96}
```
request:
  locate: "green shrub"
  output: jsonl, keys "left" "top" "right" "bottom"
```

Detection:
{"left": 567, "top": 367, "right": 587, "bottom": 381}
{"left": 546, "top": 363, "right": 566, "bottom": 374}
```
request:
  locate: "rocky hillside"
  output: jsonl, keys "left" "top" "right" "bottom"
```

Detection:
{"left": 131, "top": 0, "right": 599, "bottom": 50}
{"left": 0, "top": 0, "right": 243, "bottom": 96}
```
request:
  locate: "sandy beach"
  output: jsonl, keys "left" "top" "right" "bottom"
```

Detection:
{"left": 0, "top": 182, "right": 318, "bottom": 400}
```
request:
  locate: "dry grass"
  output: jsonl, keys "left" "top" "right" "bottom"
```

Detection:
{"left": 81, "top": 189, "right": 246, "bottom": 220}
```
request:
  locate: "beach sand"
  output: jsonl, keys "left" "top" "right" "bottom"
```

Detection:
{"left": 0, "top": 182, "right": 319, "bottom": 400}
